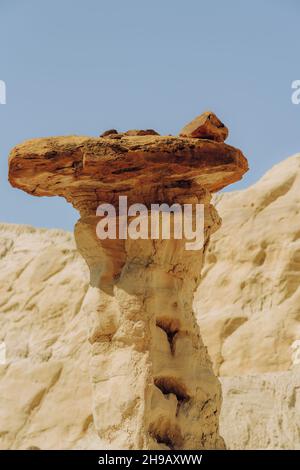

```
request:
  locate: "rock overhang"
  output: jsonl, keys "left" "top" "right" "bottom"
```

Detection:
{"left": 6, "top": 113, "right": 249, "bottom": 450}
{"left": 8, "top": 133, "right": 248, "bottom": 213}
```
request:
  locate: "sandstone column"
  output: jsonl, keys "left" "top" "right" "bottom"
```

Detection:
{"left": 8, "top": 113, "right": 248, "bottom": 449}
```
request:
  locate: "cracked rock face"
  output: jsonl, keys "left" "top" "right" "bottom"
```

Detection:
{"left": 195, "top": 154, "right": 300, "bottom": 377}
{"left": 220, "top": 368, "right": 300, "bottom": 449}
{"left": 8, "top": 113, "right": 248, "bottom": 449}
{"left": 9, "top": 134, "right": 247, "bottom": 215}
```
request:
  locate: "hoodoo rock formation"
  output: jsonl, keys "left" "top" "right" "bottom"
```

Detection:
{"left": 8, "top": 113, "right": 248, "bottom": 449}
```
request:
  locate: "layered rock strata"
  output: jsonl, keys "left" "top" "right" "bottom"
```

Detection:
{"left": 8, "top": 113, "right": 247, "bottom": 449}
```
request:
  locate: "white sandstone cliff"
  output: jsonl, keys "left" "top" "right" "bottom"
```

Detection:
{"left": 0, "top": 155, "right": 300, "bottom": 449}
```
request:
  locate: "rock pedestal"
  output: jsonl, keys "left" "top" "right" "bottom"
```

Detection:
{"left": 8, "top": 113, "right": 248, "bottom": 449}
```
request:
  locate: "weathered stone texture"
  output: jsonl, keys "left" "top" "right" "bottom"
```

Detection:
{"left": 7, "top": 113, "right": 247, "bottom": 449}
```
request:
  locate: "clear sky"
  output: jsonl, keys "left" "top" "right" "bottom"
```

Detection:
{"left": 0, "top": 0, "right": 299, "bottom": 231}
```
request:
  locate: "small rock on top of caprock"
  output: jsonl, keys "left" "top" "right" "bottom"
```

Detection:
{"left": 179, "top": 111, "right": 228, "bottom": 142}
{"left": 100, "top": 129, "right": 119, "bottom": 137}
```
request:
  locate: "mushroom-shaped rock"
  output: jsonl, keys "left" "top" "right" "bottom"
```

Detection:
{"left": 8, "top": 113, "right": 248, "bottom": 450}
{"left": 179, "top": 111, "right": 229, "bottom": 142}
{"left": 9, "top": 133, "right": 247, "bottom": 214}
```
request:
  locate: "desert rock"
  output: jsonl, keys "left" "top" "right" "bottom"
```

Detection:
{"left": 8, "top": 115, "right": 247, "bottom": 449}
{"left": 0, "top": 222, "right": 299, "bottom": 450}
{"left": 124, "top": 129, "right": 160, "bottom": 136}
{"left": 1, "top": 149, "right": 300, "bottom": 451}
{"left": 179, "top": 111, "right": 228, "bottom": 142}
{"left": 100, "top": 129, "right": 119, "bottom": 137}
{"left": 0, "top": 224, "right": 93, "bottom": 450}
{"left": 220, "top": 368, "right": 300, "bottom": 449}
{"left": 195, "top": 154, "right": 300, "bottom": 376}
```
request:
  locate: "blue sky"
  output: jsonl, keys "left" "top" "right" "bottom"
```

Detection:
{"left": 0, "top": 0, "right": 299, "bottom": 230}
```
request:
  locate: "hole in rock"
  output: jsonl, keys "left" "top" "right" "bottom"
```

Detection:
{"left": 154, "top": 376, "right": 190, "bottom": 403}
{"left": 156, "top": 317, "right": 180, "bottom": 353}
{"left": 149, "top": 419, "right": 183, "bottom": 450}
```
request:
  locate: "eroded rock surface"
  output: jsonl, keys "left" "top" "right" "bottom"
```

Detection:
{"left": 1, "top": 152, "right": 300, "bottom": 451}
{"left": 8, "top": 113, "right": 247, "bottom": 449}
{"left": 195, "top": 154, "right": 300, "bottom": 376}
{"left": 179, "top": 111, "right": 228, "bottom": 142}
{"left": 0, "top": 224, "right": 93, "bottom": 450}
{"left": 9, "top": 134, "right": 247, "bottom": 215}
{"left": 74, "top": 211, "right": 224, "bottom": 449}
{"left": 220, "top": 368, "right": 300, "bottom": 449}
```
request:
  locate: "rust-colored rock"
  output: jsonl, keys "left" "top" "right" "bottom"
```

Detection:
{"left": 8, "top": 112, "right": 248, "bottom": 450}
{"left": 9, "top": 133, "right": 247, "bottom": 215}
{"left": 179, "top": 111, "right": 228, "bottom": 142}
